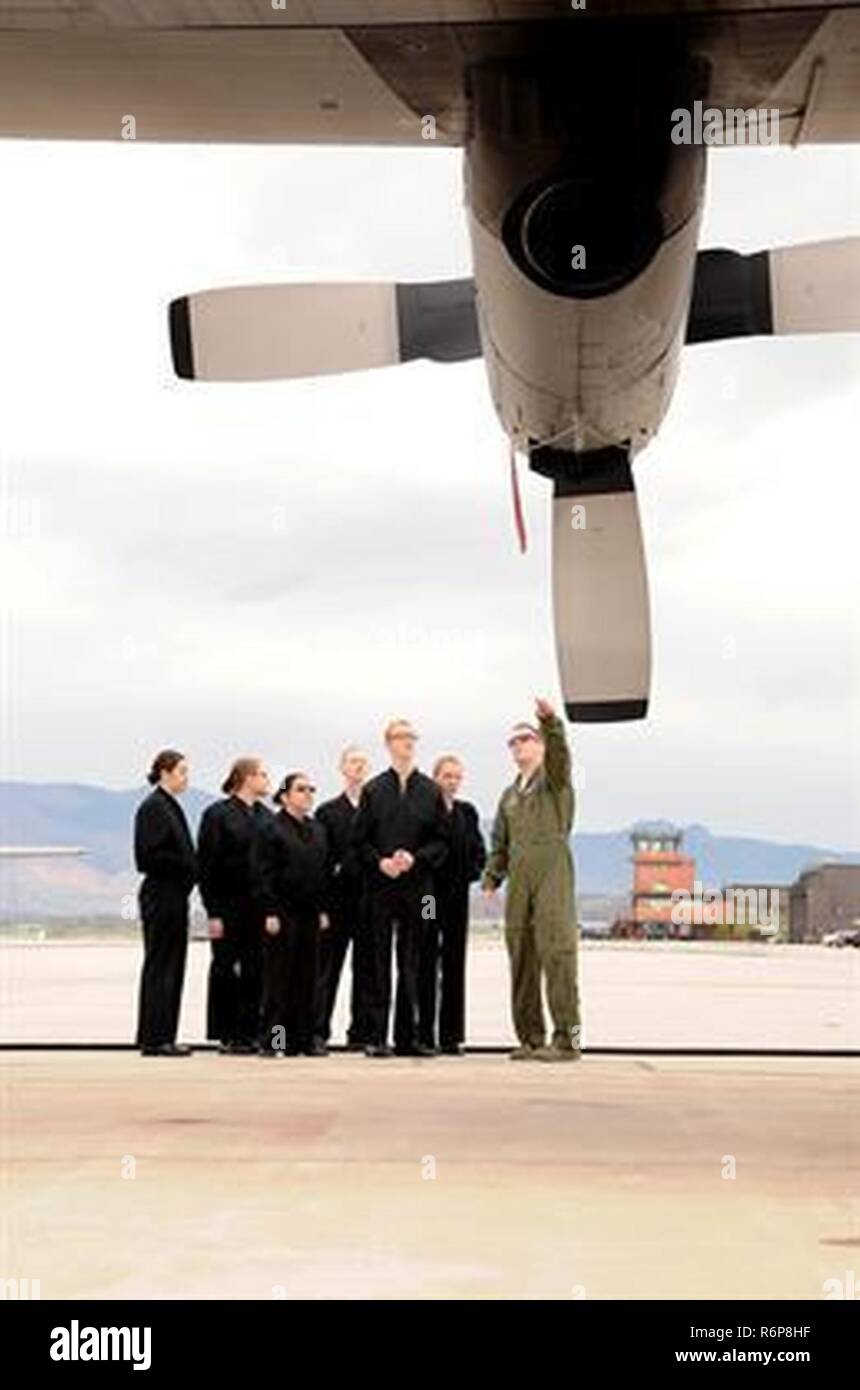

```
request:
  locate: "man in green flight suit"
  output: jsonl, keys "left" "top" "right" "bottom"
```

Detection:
{"left": 482, "top": 697, "right": 581, "bottom": 1062}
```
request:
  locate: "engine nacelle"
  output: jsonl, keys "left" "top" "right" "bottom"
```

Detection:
{"left": 464, "top": 48, "right": 708, "bottom": 457}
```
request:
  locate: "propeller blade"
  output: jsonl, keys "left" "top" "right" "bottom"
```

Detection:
{"left": 169, "top": 279, "right": 479, "bottom": 382}
{"left": 686, "top": 237, "right": 860, "bottom": 344}
{"left": 547, "top": 448, "right": 651, "bottom": 722}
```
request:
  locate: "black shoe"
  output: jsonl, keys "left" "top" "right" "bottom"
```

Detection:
{"left": 140, "top": 1043, "right": 193, "bottom": 1057}
{"left": 219, "top": 1040, "right": 258, "bottom": 1056}
{"left": 304, "top": 1040, "right": 329, "bottom": 1057}
{"left": 258, "top": 1045, "right": 285, "bottom": 1058}
{"left": 440, "top": 1043, "right": 463, "bottom": 1056}
{"left": 345, "top": 1038, "right": 366, "bottom": 1052}
{"left": 365, "top": 1044, "right": 393, "bottom": 1058}
{"left": 394, "top": 1043, "right": 436, "bottom": 1058}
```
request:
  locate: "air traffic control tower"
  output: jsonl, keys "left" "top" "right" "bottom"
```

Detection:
{"left": 627, "top": 821, "right": 695, "bottom": 938}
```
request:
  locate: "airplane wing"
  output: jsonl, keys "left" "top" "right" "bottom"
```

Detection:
{"left": 0, "top": 2, "right": 856, "bottom": 145}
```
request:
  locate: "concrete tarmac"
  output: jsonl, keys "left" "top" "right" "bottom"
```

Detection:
{"left": 3, "top": 938, "right": 859, "bottom": 1049}
{"left": 2, "top": 1050, "right": 857, "bottom": 1301}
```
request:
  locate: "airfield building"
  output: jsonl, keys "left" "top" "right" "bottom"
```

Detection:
{"left": 789, "top": 863, "right": 860, "bottom": 943}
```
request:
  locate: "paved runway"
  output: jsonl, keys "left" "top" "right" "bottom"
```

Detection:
{"left": 2, "top": 1050, "right": 857, "bottom": 1300}
{"left": 2, "top": 939, "right": 859, "bottom": 1049}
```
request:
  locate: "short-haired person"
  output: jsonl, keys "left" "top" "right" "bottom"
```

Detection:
{"left": 133, "top": 749, "right": 197, "bottom": 1057}
{"left": 255, "top": 773, "right": 329, "bottom": 1057}
{"left": 424, "top": 756, "right": 486, "bottom": 1055}
{"left": 313, "top": 746, "right": 371, "bottom": 1052}
{"left": 198, "top": 757, "right": 272, "bottom": 1055}
{"left": 352, "top": 718, "right": 449, "bottom": 1057}
{"left": 482, "top": 699, "right": 582, "bottom": 1061}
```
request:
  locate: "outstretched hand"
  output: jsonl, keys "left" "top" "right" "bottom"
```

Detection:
{"left": 535, "top": 697, "right": 555, "bottom": 720}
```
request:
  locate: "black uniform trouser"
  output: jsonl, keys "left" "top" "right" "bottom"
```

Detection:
{"left": 417, "top": 885, "right": 470, "bottom": 1048}
{"left": 366, "top": 887, "right": 427, "bottom": 1051}
{"left": 417, "top": 919, "right": 440, "bottom": 1049}
{"left": 136, "top": 879, "right": 190, "bottom": 1048}
{"left": 314, "top": 894, "right": 370, "bottom": 1044}
{"left": 439, "top": 885, "right": 470, "bottom": 1048}
{"left": 206, "top": 902, "right": 264, "bottom": 1045}
{"left": 261, "top": 909, "right": 320, "bottom": 1053}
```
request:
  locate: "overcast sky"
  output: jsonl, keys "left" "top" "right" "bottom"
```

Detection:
{"left": 0, "top": 138, "right": 857, "bottom": 848}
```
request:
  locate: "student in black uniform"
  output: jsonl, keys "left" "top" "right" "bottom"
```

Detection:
{"left": 134, "top": 749, "right": 198, "bottom": 1057}
{"left": 198, "top": 757, "right": 272, "bottom": 1055}
{"left": 352, "top": 718, "right": 449, "bottom": 1058}
{"left": 426, "top": 756, "right": 486, "bottom": 1055}
{"left": 256, "top": 772, "right": 329, "bottom": 1057}
{"left": 313, "top": 746, "right": 371, "bottom": 1053}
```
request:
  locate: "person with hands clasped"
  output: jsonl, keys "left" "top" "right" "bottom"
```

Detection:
{"left": 351, "top": 718, "right": 450, "bottom": 1058}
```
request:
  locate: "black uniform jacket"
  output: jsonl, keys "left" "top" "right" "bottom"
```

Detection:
{"left": 315, "top": 792, "right": 363, "bottom": 911}
{"left": 438, "top": 800, "right": 486, "bottom": 896}
{"left": 134, "top": 787, "right": 197, "bottom": 893}
{"left": 197, "top": 796, "right": 273, "bottom": 918}
{"left": 351, "top": 767, "right": 450, "bottom": 896}
{"left": 255, "top": 810, "right": 329, "bottom": 920}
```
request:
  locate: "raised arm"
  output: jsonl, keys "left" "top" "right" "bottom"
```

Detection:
{"left": 536, "top": 698, "right": 571, "bottom": 795}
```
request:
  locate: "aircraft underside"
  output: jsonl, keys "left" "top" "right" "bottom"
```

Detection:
{"left": 2, "top": 2, "right": 857, "bottom": 719}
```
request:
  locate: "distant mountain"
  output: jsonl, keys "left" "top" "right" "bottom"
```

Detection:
{"left": 0, "top": 782, "right": 213, "bottom": 873}
{"left": 0, "top": 780, "right": 855, "bottom": 917}
{"left": 0, "top": 782, "right": 215, "bottom": 917}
